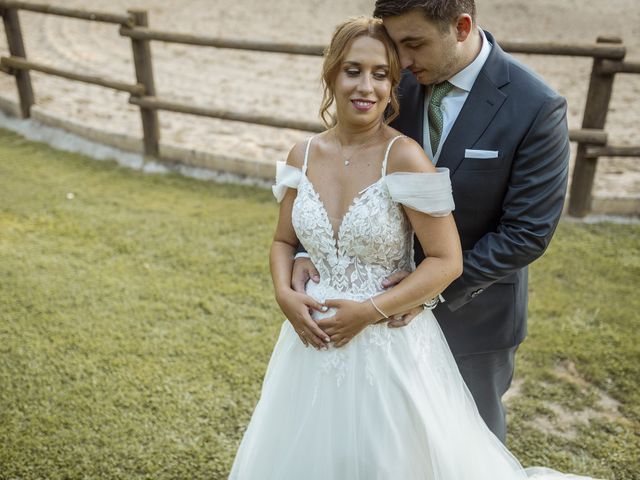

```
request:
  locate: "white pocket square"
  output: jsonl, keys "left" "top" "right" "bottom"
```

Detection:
{"left": 464, "top": 149, "right": 499, "bottom": 159}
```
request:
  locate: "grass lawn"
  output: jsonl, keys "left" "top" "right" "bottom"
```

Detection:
{"left": 0, "top": 127, "right": 638, "bottom": 479}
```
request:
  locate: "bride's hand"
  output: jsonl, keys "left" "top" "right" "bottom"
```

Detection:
{"left": 276, "top": 289, "right": 330, "bottom": 350}
{"left": 316, "top": 299, "right": 379, "bottom": 348}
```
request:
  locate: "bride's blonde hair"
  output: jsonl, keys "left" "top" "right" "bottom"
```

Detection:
{"left": 319, "top": 17, "right": 401, "bottom": 128}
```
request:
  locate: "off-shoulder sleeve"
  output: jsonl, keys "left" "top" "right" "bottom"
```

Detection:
{"left": 385, "top": 167, "right": 454, "bottom": 216}
{"left": 272, "top": 161, "right": 303, "bottom": 202}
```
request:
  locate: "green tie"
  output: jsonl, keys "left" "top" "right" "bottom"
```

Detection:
{"left": 428, "top": 81, "right": 454, "bottom": 154}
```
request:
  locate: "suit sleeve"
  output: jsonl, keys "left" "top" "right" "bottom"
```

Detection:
{"left": 295, "top": 243, "right": 309, "bottom": 257}
{"left": 442, "top": 95, "right": 570, "bottom": 311}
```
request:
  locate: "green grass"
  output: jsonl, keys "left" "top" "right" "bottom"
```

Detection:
{"left": 0, "top": 127, "right": 638, "bottom": 479}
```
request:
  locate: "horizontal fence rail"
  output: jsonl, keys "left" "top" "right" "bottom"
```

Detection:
{"left": 119, "top": 27, "right": 326, "bottom": 56}
{"left": 585, "top": 145, "right": 640, "bottom": 159}
{"left": 0, "top": 0, "right": 133, "bottom": 25}
{"left": 0, "top": 1, "right": 638, "bottom": 217}
{"left": 119, "top": 25, "right": 628, "bottom": 60}
{"left": 600, "top": 59, "right": 640, "bottom": 74}
{"left": 499, "top": 41, "right": 626, "bottom": 60}
{"left": 568, "top": 129, "right": 608, "bottom": 146}
{"left": 129, "top": 96, "right": 614, "bottom": 143}
{"left": 129, "top": 96, "right": 326, "bottom": 133}
{"left": 1, "top": 56, "right": 145, "bottom": 94}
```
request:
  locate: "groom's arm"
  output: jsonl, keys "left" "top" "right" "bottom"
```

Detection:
{"left": 294, "top": 243, "right": 310, "bottom": 259}
{"left": 442, "top": 95, "right": 570, "bottom": 311}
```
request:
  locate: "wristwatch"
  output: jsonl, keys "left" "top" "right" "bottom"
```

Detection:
{"left": 423, "top": 294, "right": 445, "bottom": 310}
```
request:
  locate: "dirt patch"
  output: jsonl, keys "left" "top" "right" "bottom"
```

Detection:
{"left": 507, "top": 360, "right": 628, "bottom": 439}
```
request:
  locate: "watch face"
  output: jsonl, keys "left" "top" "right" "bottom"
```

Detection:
{"left": 423, "top": 297, "right": 440, "bottom": 310}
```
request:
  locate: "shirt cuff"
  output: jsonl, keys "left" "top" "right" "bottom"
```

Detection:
{"left": 294, "top": 252, "right": 311, "bottom": 260}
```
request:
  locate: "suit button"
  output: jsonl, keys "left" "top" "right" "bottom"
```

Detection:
{"left": 471, "top": 288, "right": 484, "bottom": 298}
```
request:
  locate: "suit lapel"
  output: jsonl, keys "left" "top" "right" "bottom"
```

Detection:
{"left": 438, "top": 33, "right": 510, "bottom": 175}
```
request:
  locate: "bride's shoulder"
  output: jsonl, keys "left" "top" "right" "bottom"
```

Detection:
{"left": 285, "top": 139, "right": 310, "bottom": 169}
{"left": 286, "top": 132, "right": 334, "bottom": 169}
{"left": 385, "top": 134, "right": 436, "bottom": 175}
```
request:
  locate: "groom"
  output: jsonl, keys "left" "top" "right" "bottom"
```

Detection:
{"left": 293, "top": 0, "right": 570, "bottom": 442}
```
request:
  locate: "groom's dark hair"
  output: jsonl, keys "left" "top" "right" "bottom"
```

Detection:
{"left": 373, "top": 0, "right": 476, "bottom": 28}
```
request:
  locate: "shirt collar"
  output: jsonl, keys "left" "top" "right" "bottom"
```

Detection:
{"left": 448, "top": 28, "right": 492, "bottom": 92}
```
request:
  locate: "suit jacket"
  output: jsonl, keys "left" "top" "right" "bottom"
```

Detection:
{"left": 391, "top": 31, "right": 570, "bottom": 356}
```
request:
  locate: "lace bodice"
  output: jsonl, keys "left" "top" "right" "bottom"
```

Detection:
{"left": 273, "top": 135, "right": 454, "bottom": 304}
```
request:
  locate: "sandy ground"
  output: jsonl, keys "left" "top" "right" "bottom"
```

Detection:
{"left": 0, "top": 0, "right": 638, "bottom": 202}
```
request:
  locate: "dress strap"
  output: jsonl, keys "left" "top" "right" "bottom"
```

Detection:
{"left": 302, "top": 136, "right": 314, "bottom": 174}
{"left": 382, "top": 135, "right": 406, "bottom": 176}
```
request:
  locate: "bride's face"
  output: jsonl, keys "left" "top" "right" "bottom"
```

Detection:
{"left": 333, "top": 36, "right": 392, "bottom": 127}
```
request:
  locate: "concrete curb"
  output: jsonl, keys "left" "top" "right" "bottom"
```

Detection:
{"left": 0, "top": 99, "right": 637, "bottom": 217}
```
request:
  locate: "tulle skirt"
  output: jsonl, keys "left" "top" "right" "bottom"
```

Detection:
{"left": 228, "top": 309, "right": 596, "bottom": 479}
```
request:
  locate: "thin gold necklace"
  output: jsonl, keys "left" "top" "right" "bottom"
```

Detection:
{"left": 334, "top": 126, "right": 384, "bottom": 167}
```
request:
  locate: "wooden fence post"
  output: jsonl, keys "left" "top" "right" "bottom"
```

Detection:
{"left": 127, "top": 9, "right": 159, "bottom": 158}
{"left": 568, "top": 36, "right": 624, "bottom": 217}
{"left": 1, "top": 6, "right": 34, "bottom": 118}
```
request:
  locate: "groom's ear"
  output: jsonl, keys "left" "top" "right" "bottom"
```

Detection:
{"left": 454, "top": 14, "right": 473, "bottom": 42}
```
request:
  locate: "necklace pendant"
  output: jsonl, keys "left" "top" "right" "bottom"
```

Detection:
{"left": 344, "top": 160, "right": 350, "bottom": 166}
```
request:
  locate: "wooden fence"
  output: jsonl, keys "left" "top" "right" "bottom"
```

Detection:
{"left": 0, "top": 0, "right": 638, "bottom": 217}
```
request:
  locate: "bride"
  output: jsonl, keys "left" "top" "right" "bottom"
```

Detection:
{"left": 229, "top": 16, "right": 596, "bottom": 480}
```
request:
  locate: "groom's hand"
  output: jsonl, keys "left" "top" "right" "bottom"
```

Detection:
{"left": 381, "top": 270, "right": 410, "bottom": 289}
{"left": 386, "top": 306, "right": 423, "bottom": 328}
{"left": 292, "top": 257, "right": 320, "bottom": 293}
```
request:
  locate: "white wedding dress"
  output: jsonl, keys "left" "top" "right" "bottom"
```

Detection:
{"left": 228, "top": 136, "right": 597, "bottom": 479}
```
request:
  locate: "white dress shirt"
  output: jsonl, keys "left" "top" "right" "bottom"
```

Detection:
{"left": 423, "top": 28, "right": 493, "bottom": 164}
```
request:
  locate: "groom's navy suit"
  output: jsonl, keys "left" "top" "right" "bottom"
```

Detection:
{"left": 391, "top": 31, "right": 570, "bottom": 439}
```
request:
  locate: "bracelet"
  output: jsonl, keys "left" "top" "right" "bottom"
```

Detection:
{"left": 369, "top": 296, "right": 389, "bottom": 319}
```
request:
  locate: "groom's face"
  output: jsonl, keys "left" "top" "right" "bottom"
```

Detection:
{"left": 383, "top": 9, "right": 461, "bottom": 85}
